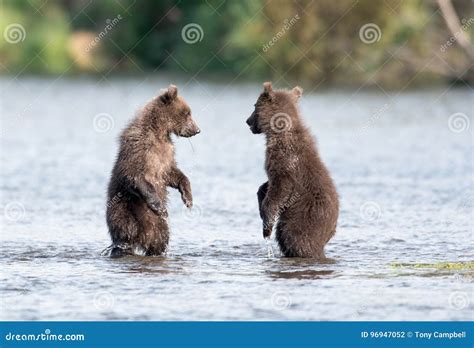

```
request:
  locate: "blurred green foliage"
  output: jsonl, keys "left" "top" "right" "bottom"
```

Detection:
{"left": 0, "top": 0, "right": 472, "bottom": 87}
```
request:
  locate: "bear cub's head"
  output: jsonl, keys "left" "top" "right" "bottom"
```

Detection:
{"left": 246, "top": 82, "right": 303, "bottom": 135}
{"left": 159, "top": 85, "right": 200, "bottom": 138}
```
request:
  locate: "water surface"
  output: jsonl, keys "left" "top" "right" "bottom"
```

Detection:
{"left": 1, "top": 77, "right": 472, "bottom": 320}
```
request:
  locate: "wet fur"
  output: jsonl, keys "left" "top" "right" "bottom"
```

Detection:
{"left": 247, "top": 82, "right": 339, "bottom": 258}
{"left": 106, "top": 85, "right": 199, "bottom": 257}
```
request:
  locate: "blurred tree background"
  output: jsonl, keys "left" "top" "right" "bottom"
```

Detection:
{"left": 0, "top": 0, "right": 472, "bottom": 88}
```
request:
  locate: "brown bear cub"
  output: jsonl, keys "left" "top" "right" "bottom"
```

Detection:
{"left": 246, "top": 82, "right": 339, "bottom": 259}
{"left": 106, "top": 85, "right": 200, "bottom": 257}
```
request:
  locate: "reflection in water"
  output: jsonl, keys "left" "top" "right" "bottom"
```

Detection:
{"left": 124, "top": 267, "right": 174, "bottom": 274}
{"left": 268, "top": 270, "right": 335, "bottom": 280}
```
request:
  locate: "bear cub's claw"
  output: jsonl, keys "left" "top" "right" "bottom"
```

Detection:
{"left": 183, "top": 197, "right": 193, "bottom": 208}
{"left": 180, "top": 191, "right": 193, "bottom": 208}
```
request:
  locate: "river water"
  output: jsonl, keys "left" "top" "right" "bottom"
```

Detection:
{"left": 1, "top": 76, "right": 472, "bottom": 320}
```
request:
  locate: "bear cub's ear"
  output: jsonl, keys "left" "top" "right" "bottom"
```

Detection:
{"left": 262, "top": 81, "right": 274, "bottom": 100}
{"left": 160, "top": 84, "right": 178, "bottom": 103}
{"left": 263, "top": 82, "right": 273, "bottom": 93}
{"left": 291, "top": 86, "right": 303, "bottom": 100}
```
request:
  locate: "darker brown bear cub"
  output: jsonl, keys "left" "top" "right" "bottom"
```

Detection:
{"left": 106, "top": 85, "right": 200, "bottom": 257}
{"left": 246, "top": 82, "right": 339, "bottom": 259}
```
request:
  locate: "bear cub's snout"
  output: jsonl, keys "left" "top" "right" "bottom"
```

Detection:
{"left": 246, "top": 111, "right": 261, "bottom": 134}
{"left": 179, "top": 121, "right": 200, "bottom": 137}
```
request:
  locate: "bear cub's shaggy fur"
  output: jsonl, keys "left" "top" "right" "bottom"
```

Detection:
{"left": 106, "top": 85, "right": 200, "bottom": 257}
{"left": 246, "top": 82, "right": 339, "bottom": 258}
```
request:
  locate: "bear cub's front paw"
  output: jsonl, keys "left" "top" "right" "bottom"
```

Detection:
{"left": 263, "top": 227, "right": 272, "bottom": 239}
{"left": 262, "top": 221, "right": 272, "bottom": 239}
{"left": 147, "top": 199, "right": 162, "bottom": 214}
{"left": 182, "top": 194, "right": 193, "bottom": 208}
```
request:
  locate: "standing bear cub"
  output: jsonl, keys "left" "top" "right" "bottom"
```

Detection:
{"left": 106, "top": 85, "right": 200, "bottom": 257}
{"left": 246, "top": 82, "right": 339, "bottom": 259}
